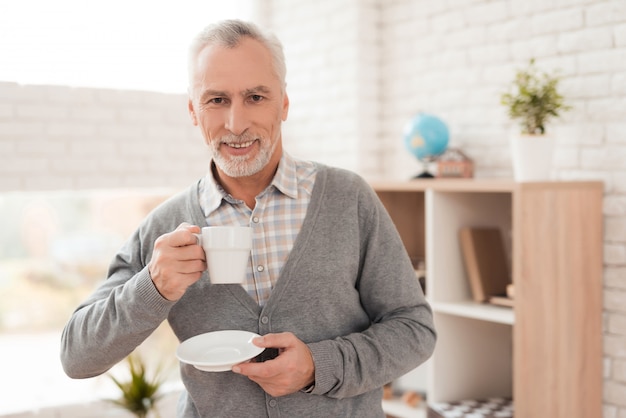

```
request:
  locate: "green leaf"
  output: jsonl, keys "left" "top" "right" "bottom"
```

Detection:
{"left": 500, "top": 59, "right": 571, "bottom": 135}
{"left": 106, "top": 353, "right": 164, "bottom": 418}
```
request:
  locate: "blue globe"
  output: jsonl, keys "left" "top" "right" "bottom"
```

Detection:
{"left": 403, "top": 112, "right": 449, "bottom": 162}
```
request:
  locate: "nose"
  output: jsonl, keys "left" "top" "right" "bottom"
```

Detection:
{"left": 225, "top": 101, "right": 250, "bottom": 136}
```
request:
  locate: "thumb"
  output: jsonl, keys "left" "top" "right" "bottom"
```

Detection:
{"left": 252, "top": 332, "right": 294, "bottom": 349}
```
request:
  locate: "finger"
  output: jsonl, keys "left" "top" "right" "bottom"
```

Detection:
{"left": 169, "top": 225, "right": 202, "bottom": 247}
{"left": 154, "top": 233, "right": 205, "bottom": 263}
{"left": 251, "top": 332, "right": 294, "bottom": 349}
{"left": 233, "top": 357, "right": 277, "bottom": 378}
{"left": 174, "top": 258, "right": 206, "bottom": 274}
{"left": 174, "top": 244, "right": 206, "bottom": 263}
{"left": 233, "top": 352, "right": 308, "bottom": 398}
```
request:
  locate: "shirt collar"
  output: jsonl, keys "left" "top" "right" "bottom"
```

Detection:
{"left": 270, "top": 152, "right": 299, "bottom": 199}
{"left": 201, "top": 152, "right": 299, "bottom": 216}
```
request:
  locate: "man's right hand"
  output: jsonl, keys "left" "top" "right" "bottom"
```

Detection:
{"left": 148, "top": 222, "right": 206, "bottom": 301}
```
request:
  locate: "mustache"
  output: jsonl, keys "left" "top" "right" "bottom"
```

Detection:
{"left": 218, "top": 132, "right": 258, "bottom": 144}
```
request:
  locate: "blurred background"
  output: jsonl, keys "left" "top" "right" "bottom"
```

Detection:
{"left": 0, "top": 0, "right": 624, "bottom": 416}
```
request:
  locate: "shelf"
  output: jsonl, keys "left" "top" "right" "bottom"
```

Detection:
{"left": 381, "top": 399, "right": 426, "bottom": 418}
{"left": 431, "top": 301, "right": 514, "bottom": 325}
{"left": 372, "top": 179, "right": 603, "bottom": 417}
{"left": 370, "top": 178, "right": 516, "bottom": 193}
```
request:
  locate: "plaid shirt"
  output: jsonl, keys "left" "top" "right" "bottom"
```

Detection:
{"left": 198, "top": 152, "right": 317, "bottom": 306}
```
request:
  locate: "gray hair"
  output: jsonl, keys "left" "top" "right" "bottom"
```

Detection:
{"left": 188, "top": 19, "right": 287, "bottom": 95}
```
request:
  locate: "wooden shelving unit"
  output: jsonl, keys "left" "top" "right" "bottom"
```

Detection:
{"left": 372, "top": 179, "right": 603, "bottom": 418}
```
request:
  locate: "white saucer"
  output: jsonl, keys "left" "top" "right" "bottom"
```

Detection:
{"left": 176, "top": 330, "right": 264, "bottom": 372}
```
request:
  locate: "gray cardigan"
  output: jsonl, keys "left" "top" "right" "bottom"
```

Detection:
{"left": 60, "top": 165, "right": 436, "bottom": 417}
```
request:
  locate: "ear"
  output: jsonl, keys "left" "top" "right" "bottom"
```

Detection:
{"left": 188, "top": 98, "right": 198, "bottom": 126}
{"left": 281, "top": 92, "right": 290, "bottom": 121}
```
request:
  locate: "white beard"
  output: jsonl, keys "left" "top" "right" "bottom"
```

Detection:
{"left": 211, "top": 132, "right": 278, "bottom": 178}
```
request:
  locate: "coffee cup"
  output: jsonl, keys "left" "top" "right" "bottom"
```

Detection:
{"left": 194, "top": 226, "right": 252, "bottom": 284}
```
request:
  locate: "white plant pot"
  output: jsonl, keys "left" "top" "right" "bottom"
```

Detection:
{"left": 510, "top": 133, "right": 555, "bottom": 181}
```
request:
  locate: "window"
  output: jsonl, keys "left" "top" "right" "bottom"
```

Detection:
{"left": 0, "top": 1, "right": 255, "bottom": 413}
{"left": 0, "top": 190, "right": 179, "bottom": 413}
{"left": 0, "top": 0, "right": 256, "bottom": 93}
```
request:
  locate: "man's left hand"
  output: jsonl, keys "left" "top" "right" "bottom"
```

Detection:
{"left": 232, "top": 332, "right": 315, "bottom": 397}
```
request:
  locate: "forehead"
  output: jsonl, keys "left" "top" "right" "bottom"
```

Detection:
{"left": 193, "top": 37, "right": 280, "bottom": 93}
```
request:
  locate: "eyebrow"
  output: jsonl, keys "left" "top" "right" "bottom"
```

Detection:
{"left": 199, "top": 85, "right": 272, "bottom": 102}
{"left": 243, "top": 86, "right": 271, "bottom": 96}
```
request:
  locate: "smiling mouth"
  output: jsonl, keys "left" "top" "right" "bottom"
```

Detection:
{"left": 225, "top": 140, "right": 256, "bottom": 149}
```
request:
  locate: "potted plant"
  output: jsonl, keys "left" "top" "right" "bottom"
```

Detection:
{"left": 107, "top": 353, "right": 164, "bottom": 418}
{"left": 500, "top": 59, "right": 571, "bottom": 181}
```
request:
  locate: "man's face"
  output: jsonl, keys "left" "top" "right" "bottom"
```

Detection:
{"left": 188, "top": 38, "right": 289, "bottom": 179}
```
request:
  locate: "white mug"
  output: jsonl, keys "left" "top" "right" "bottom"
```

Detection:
{"left": 194, "top": 226, "right": 252, "bottom": 284}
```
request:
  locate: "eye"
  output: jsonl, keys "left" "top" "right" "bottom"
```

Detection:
{"left": 209, "top": 97, "right": 225, "bottom": 105}
{"left": 249, "top": 94, "right": 264, "bottom": 103}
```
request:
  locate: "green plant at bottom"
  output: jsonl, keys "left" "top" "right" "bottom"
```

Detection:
{"left": 108, "top": 353, "right": 163, "bottom": 418}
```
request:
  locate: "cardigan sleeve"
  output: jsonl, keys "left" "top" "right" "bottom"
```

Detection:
{"left": 59, "top": 231, "right": 176, "bottom": 379}
{"left": 59, "top": 189, "right": 197, "bottom": 379}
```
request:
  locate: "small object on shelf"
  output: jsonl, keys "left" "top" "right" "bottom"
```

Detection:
{"left": 382, "top": 388, "right": 426, "bottom": 418}
{"left": 428, "top": 397, "right": 513, "bottom": 418}
{"left": 491, "top": 283, "right": 515, "bottom": 307}
{"left": 489, "top": 295, "right": 514, "bottom": 307}
{"left": 403, "top": 112, "right": 450, "bottom": 178}
{"left": 459, "top": 227, "right": 510, "bottom": 303}
{"left": 402, "top": 391, "right": 424, "bottom": 408}
{"left": 501, "top": 59, "right": 571, "bottom": 181}
{"left": 383, "top": 383, "right": 394, "bottom": 400}
{"left": 506, "top": 284, "right": 514, "bottom": 299}
{"left": 436, "top": 148, "right": 474, "bottom": 178}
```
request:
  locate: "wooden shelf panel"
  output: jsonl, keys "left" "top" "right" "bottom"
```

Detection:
{"left": 370, "top": 178, "right": 516, "bottom": 193}
{"left": 431, "top": 301, "right": 514, "bottom": 325}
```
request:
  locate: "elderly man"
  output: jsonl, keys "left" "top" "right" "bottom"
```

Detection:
{"left": 61, "top": 19, "right": 436, "bottom": 417}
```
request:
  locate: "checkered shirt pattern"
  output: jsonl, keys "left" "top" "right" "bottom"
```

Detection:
{"left": 198, "top": 152, "right": 317, "bottom": 306}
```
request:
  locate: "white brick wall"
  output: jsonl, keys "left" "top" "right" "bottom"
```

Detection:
{"left": 0, "top": 82, "right": 207, "bottom": 191}
{"left": 269, "top": 0, "right": 381, "bottom": 176}
{"left": 0, "top": 0, "right": 625, "bottom": 415}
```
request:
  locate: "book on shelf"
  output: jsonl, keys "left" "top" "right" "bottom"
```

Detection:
{"left": 459, "top": 227, "right": 513, "bottom": 306}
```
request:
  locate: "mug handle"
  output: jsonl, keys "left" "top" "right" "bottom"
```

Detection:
{"left": 193, "top": 233, "right": 202, "bottom": 246}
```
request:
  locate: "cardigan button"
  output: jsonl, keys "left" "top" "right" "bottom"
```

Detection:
{"left": 261, "top": 316, "right": 269, "bottom": 324}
